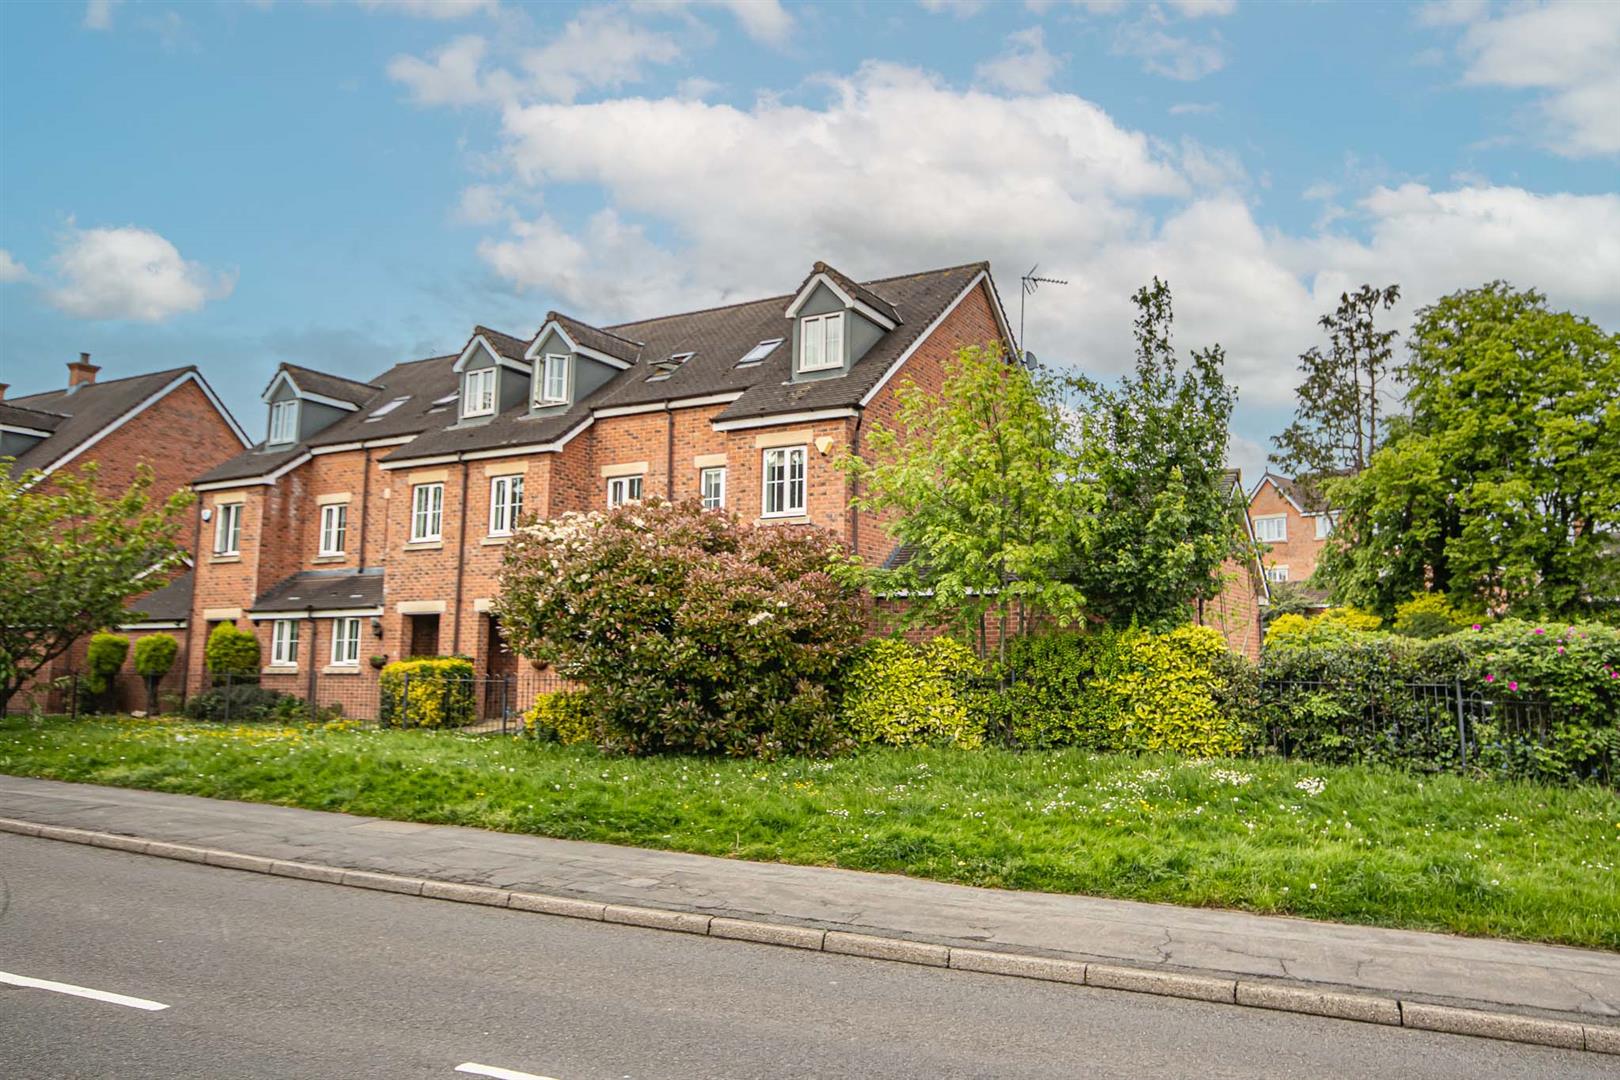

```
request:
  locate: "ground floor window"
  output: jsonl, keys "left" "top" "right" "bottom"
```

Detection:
{"left": 270, "top": 619, "right": 299, "bottom": 666}
{"left": 331, "top": 616, "right": 361, "bottom": 665}
{"left": 700, "top": 466, "right": 726, "bottom": 510}
{"left": 762, "top": 446, "right": 806, "bottom": 516}
{"left": 608, "top": 474, "right": 643, "bottom": 508}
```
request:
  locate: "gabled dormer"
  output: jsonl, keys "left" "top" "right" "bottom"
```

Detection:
{"left": 260, "top": 364, "right": 378, "bottom": 446}
{"left": 451, "top": 327, "right": 531, "bottom": 424}
{"left": 524, "top": 313, "right": 639, "bottom": 414}
{"left": 784, "top": 261, "right": 901, "bottom": 382}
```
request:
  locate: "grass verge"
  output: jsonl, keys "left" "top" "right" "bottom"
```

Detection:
{"left": 2, "top": 714, "right": 1616, "bottom": 949}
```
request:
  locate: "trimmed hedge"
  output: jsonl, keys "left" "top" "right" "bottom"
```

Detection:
{"left": 841, "top": 637, "right": 984, "bottom": 748}
{"left": 183, "top": 684, "right": 290, "bottom": 722}
{"left": 205, "top": 622, "right": 259, "bottom": 677}
{"left": 132, "top": 634, "right": 179, "bottom": 678}
{"left": 84, "top": 633, "right": 129, "bottom": 697}
{"left": 378, "top": 657, "right": 476, "bottom": 729}
{"left": 522, "top": 690, "right": 595, "bottom": 744}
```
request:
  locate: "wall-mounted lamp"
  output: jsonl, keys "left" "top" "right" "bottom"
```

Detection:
{"left": 200, "top": 507, "right": 213, "bottom": 522}
{"left": 370, "top": 616, "right": 384, "bottom": 638}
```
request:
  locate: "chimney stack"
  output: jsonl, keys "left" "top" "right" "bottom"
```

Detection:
{"left": 67, "top": 352, "right": 100, "bottom": 390}
{"left": 0, "top": 384, "right": 8, "bottom": 401}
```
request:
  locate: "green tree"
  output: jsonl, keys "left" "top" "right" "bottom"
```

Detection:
{"left": 84, "top": 633, "right": 130, "bottom": 707}
{"left": 132, "top": 633, "right": 180, "bottom": 715}
{"left": 1065, "top": 278, "right": 1246, "bottom": 630}
{"left": 846, "top": 344, "right": 1088, "bottom": 661}
{"left": 0, "top": 462, "right": 191, "bottom": 714}
{"left": 204, "top": 622, "right": 260, "bottom": 678}
{"left": 1271, "top": 284, "right": 1402, "bottom": 494}
{"left": 1319, "top": 283, "right": 1620, "bottom": 619}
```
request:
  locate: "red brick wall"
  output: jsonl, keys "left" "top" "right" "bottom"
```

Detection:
{"left": 1196, "top": 558, "right": 1264, "bottom": 660}
{"left": 1247, "top": 481, "right": 1326, "bottom": 586}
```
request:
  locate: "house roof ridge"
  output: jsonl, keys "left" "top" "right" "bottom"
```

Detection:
{"left": 8, "top": 364, "right": 198, "bottom": 404}
{"left": 278, "top": 361, "right": 384, "bottom": 393}
{"left": 545, "top": 311, "right": 646, "bottom": 349}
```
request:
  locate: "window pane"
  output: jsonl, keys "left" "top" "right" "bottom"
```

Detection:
{"left": 701, "top": 467, "right": 724, "bottom": 509}
{"left": 802, "top": 318, "right": 823, "bottom": 368}
{"left": 822, "top": 314, "right": 843, "bottom": 367}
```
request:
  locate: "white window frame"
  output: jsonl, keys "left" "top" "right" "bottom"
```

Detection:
{"left": 268, "top": 400, "right": 298, "bottom": 444}
{"left": 462, "top": 367, "right": 496, "bottom": 418}
{"left": 762, "top": 446, "right": 807, "bottom": 517}
{"left": 607, "top": 474, "right": 643, "bottom": 509}
{"left": 411, "top": 483, "right": 444, "bottom": 543}
{"left": 214, "top": 502, "right": 243, "bottom": 555}
{"left": 330, "top": 616, "right": 361, "bottom": 666}
{"left": 318, "top": 503, "right": 348, "bottom": 556}
{"left": 700, "top": 466, "right": 726, "bottom": 510}
{"left": 489, "top": 474, "right": 524, "bottom": 536}
{"left": 538, "top": 354, "right": 569, "bottom": 405}
{"left": 1315, "top": 513, "right": 1336, "bottom": 540}
{"left": 798, "top": 312, "right": 845, "bottom": 373}
{"left": 1254, "top": 515, "right": 1287, "bottom": 544}
{"left": 270, "top": 619, "right": 300, "bottom": 667}
{"left": 1265, "top": 565, "right": 1290, "bottom": 583}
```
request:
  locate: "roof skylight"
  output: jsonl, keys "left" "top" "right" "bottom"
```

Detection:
{"left": 736, "top": 338, "right": 783, "bottom": 366}
{"left": 364, "top": 396, "right": 410, "bottom": 421}
{"left": 647, "top": 352, "right": 695, "bottom": 381}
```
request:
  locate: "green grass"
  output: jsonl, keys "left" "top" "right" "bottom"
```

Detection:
{"left": 3, "top": 714, "right": 1617, "bottom": 949}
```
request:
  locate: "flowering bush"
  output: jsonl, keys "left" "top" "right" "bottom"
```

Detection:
{"left": 378, "top": 657, "right": 476, "bottom": 729}
{"left": 496, "top": 499, "right": 866, "bottom": 757}
{"left": 841, "top": 637, "right": 984, "bottom": 748}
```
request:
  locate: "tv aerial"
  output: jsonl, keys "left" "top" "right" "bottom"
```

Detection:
{"left": 1019, "top": 264, "right": 1068, "bottom": 366}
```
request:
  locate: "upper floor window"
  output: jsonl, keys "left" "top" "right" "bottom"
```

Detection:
{"left": 607, "top": 474, "right": 642, "bottom": 508}
{"left": 1315, "top": 513, "right": 1337, "bottom": 540}
{"left": 214, "top": 502, "right": 243, "bottom": 556}
{"left": 319, "top": 503, "right": 348, "bottom": 556}
{"left": 1265, "top": 565, "right": 1290, "bottom": 583}
{"left": 462, "top": 368, "right": 496, "bottom": 418}
{"left": 799, "top": 312, "right": 844, "bottom": 372}
{"left": 700, "top": 466, "right": 726, "bottom": 510}
{"left": 271, "top": 619, "right": 299, "bottom": 666}
{"left": 331, "top": 617, "right": 361, "bottom": 666}
{"left": 411, "top": 483, "right": 444, "bottom": 543}
{"left": 1254, "top": 515, "right": 1286, "bottom": 544}
{"left": 762, "top": 446, "right": 806, "bottom": 517}
{"left": 489, "top": 474, "right": 524, "bottom": 536}
{"left": 268, "top": 400, "right": 298, "bottom": 444}
{"left": 538, "top": 354, "right": 568, "bottom": 405}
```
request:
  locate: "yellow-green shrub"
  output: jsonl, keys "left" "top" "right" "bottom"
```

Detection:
{"left": 523, "top": 690, "right": 595, "bottom": 744}
{"left": 378, "top": 657, "right": 475, "bottom": 728}
{"left": 841, "top": 637, "right": 984, "bottom": 749}
{"left": 1391, "top": 591, "right": 1473, "bottom": 639}
{"left": 1094, "top": 625, "right": 1248, "bottom": 757}
{"left": 1264, "top": 605, "right": 1383, "bottom": 648}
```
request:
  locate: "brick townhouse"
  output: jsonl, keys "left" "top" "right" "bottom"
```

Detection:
{"left": 186, "top": 260, "right": 1267, "bottom": 718}
{"left": 1247, "top": 471, "right": 1336, "bottom": 606}
{"left": 2, "top": 356, "right": 249, "bottom": 711}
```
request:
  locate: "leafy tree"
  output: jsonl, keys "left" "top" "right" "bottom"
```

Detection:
{"left": 1271, "top": 284, "right": 1401, "bottom": 494}
{"left": 205, "top": 622, "right": 261, "bottom": 678}
{"left": 1065, "top": 278, "right": 1246, "bottom": 630}
{"left": 132, "top": 633, "right": 180, "bottom": 715}
{"left": 84, "top": 633, "right": 130, "bottom": 707}
{"left": 1318, "top": 283, "right": 1619, "bottom": 619}
{"left": 0, "top": 462, "right": 191, "bottom": 714}
{"left": 846, "top": 344, "right": 1088, "bottom": 661}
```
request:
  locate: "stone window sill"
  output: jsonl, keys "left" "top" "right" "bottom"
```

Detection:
{"left": 758, "top": 515, "right": 811, "bottom": 526}
{"left": 262, "top": 665, "right": 299, "bottom": 676}
{"left": 312, "top": 554, "right": 346, "bottom": 564}
{"left": 210, "top": 554, "right": 242, "bottom": 564}
{"left": 322, "top": 665, "right": 362, "bottom": 676}
{"left": 402, "top": 541, "right": 443, "bottom": 552}
{"left": 480, "top": 535, "right": 510, "bottom": 546}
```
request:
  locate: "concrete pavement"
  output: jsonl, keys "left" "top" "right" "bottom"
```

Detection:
{"left": 0, "top": 774, "right": 1616, "bottom": 1038}
{"left": 1, "top": 835, "right": 1611, "bottom": 1080}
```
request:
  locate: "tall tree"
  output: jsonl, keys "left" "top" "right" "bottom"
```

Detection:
{"left": 0, "top": 462, "right": 192, "bottom": 714}
{"left": 847, "top": 344, "right": 1088, "bottom": 661}
{"left": 1318, "top": 283, "right": 1620, "bottom": 619}
{"left": 1271, "top": 283, "right": 1401, "bottom": 491}
{"left": 1065, "top": 278, "right": 1246, "bottom": 630}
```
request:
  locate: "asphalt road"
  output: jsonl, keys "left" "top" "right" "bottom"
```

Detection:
{"left": 0, "top": 834, "right": 1607, "bottom": 1080}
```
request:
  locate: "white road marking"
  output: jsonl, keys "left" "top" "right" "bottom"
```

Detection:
{"left": 0, "top": 970, "right": 169, "bottom": 1011}
{"left": 454, "top": 1064, "right": 561, "bottom": 1080}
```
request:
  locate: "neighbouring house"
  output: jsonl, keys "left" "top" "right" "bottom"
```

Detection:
{"left": 1192, "top": 469, "right": 1270, "bottom": 660}
{"left": 1246, "top": 471, "right": 1337, "bottom": 607}
{"left": 3, "top": 356, "right": 250, "bottom": 712}
{"left": 185, "top": 259, "right": 1267, "bottom": 720}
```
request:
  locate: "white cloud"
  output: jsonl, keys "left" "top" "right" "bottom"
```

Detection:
{"left": 918, "top": 0, "right": 989, "bottom": 16}
{"left": 453, "top": 183, "right": 511, "bottom": 225}
{"left": 83, "top": 0, "right": 120, "bottom": 30}
{"left": 975, "top": 27, "right": 1062, "bottom": 94}
{"left": 676, "top": 76, "right": 722, "bottom": 100}
{"left": 1415, "top": 0, "right": 1487, "bottom": 28}
{"left": 388, "top": 9, "right": 682, "bottom": 106}
{"left": 1169, "top": 101, "right": 1218, "bottom": 116}
{"left": 1166, "top": 0, "right": 1236, "bottom": 17}
{"left": 1113, "top": 14, "right": 1226, "bottom": 81}
{"left": 0, "top": 250, "right": 28, "bottom": 283}
{"left": 1445, "top": 0, "right": 1620, "bottom": 157}
{"left": 454, "top": 62, "right": 1619, "bottom": 426}
{"left": 629, "top": 0, "right": 793, "bottom": 46}
{"left": 46, "top": 225, "right": 235, "bottom": 322}
{"left": 356, "top": 0, "right": 499, "bottom": 19}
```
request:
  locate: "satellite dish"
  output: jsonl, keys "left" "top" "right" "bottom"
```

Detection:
{"left": 1023, "top": 351, "right": 1038, "bottom": 368}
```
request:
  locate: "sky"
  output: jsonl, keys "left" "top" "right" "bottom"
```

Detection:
{"left": 1, "top": 0, "right": 1616, "bottom": 481}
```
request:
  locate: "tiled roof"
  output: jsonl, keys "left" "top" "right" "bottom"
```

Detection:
{"left": 472, "top": 326, "right": 530, "bottom": 361}
{"left": 0, "top": 401, "right": 66, "bottom": 432}
{"left": 547, "top": 312, "right": 643, "bottom": 364}
{"left": 252, "top": 568, "right": 385, "bottom": 612}
{"left": 6, "top": 367, "right": 200, "bottom": 478}
{"left": 125, "top": 569, "right": 193, "bottom": 623}
{"left": 278, "top": 363, "right": 381, "bottom": 406}
{"left": 1263, "top": 472, "right": 1330, "bottom": 514}
{"left": 802, "top": 261, "right": 901, "bottom": 325}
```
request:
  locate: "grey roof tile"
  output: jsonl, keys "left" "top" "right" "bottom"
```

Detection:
{"left": 277, "top": 363, "right": 381, "bottom": 406}
{"left": 125, "top": 569, "right": 193, "bottom": 623}
{"left": 6, "top": 367, "right": 200, "bottom": 478}
{"left": 252, "top": 568, "right": 385, "bottom": 612}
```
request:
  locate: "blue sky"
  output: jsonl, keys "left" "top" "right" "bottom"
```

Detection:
{"left": 2, "top": 0, "right": 1616, "bottom": 479}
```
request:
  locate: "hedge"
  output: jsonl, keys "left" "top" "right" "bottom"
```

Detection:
{"left": 205, "top": 622, "right": 259, "bottom": 677}
{"left": 841, "top": 637, "right": 984, "bottom": 748}
{"left": 84, "top": 633, "right": 129, "bottom": 697}
{"left": 378, "top": 657, "right": 476, "bottom": 729}
{"left": 522, "top": 690, "right": 595, "bottom": 744}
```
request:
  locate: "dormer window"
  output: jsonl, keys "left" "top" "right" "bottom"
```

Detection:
{"left": 462, "top": 368, "right": 496, "bottom": 418}
{"left": 268, "top": 400, "right": 298, "bottom": 444}
{"left": 537, "top": 354, "right": 568, "bottom": 405}
{"left": 799, "top": 312, "right": 844, "bottom": 372}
